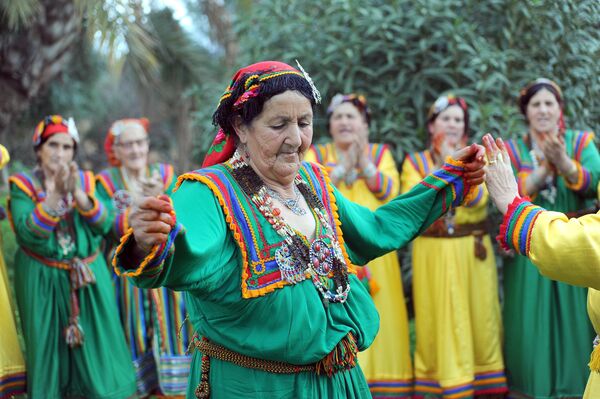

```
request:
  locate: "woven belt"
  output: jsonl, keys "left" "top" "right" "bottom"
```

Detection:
{"left": 21, "top": 247, "right": 99, "bottom": 270}
{"left": 21, "top": 247, "right": 99, "bottom": 347}
{"left": 421, "top": 220, "right": 489, "bottom": 238}
{"left": 421, "top": 221, "right": 489, "bottom": 260}
{"left": 194, "top": 332, "right": 357, "bottom": 398}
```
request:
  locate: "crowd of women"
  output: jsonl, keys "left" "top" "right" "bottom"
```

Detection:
{"left": 0, "top": 60, "right": 598, "bottom": 399}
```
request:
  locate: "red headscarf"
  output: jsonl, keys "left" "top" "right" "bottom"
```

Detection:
{"left": 104, "top": 118, "right": 150, "bottom": 166}
{"left": 202, "top": 61, "right": 305, "bottom": 168}
{"left": 33, "top": 115, "right": 79, "bottom": 149}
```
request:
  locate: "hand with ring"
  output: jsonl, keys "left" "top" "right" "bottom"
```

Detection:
{"left": 482, "top": 133, "right": 519, "bottom": 214}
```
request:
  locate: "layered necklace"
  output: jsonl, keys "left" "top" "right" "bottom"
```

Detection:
{"left": 228, "top": 150, "right": 350, "bottom": 304}
{"left": 530, "top": 138, "right": 557, "bottom": 205}
{"left": 266, "top": 185, "right": 306, "bottom": 215}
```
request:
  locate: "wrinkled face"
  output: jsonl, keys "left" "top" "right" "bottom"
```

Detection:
{"left": 526, "top": 88, "right": 561, "bottom": 135}
{"left": 329, "top": 102, "right": 368, "bottom": 148}
{"left": 36, "top": 133, "right": 75, "bottom": 173}
{"left": 235, "top": 90, "right": 313, "bottom": 185}
{"left": 428, "top": 105, "right": 466, "bottom": 148}
{"left": 113, "top": 122, "right": 149, "bottom": 172}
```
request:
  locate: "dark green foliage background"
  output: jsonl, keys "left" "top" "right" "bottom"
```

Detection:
{"left": 236, "top": 0, "right": 600, "bottom": 160}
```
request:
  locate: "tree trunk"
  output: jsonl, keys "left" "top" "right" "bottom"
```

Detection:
{"left": 175, "top": 95, "right": 194, "bottom": 173}
{"left": 0, "top": 0, "right": 81, "bottom": 140}
{"left": 199, "top": 0, "right": 238, "bottom": 68}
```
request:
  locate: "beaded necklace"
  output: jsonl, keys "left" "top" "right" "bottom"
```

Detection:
{"left": 529, "top": 139, "right": 557, "bottom": 205}
{"left": 228, "top": 150, "right": 351, "bottom": 304}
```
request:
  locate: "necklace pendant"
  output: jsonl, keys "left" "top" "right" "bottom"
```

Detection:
{"left": 275, "top": 243, "right": 305, "bottom": 284}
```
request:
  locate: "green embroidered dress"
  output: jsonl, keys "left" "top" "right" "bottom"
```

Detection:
{"left": 97, "top": 163, "right": 193, "bottom": 396}
{"left": 503, "top": 129, "right": 600, "bottom": 398}
{"left": 8, "top": 171, "right": 136, "bottom": 399}
{"left": 114, "top": 160, "right": 473, "bottom": 399}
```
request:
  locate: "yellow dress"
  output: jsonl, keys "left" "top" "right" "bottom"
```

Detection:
{"left": 306, "top": 142, "right": 413, "bottom": 398}
{"left": 0, "top": 145, "right": 26, "bottom": 398}
{"left": 400, "top": 150, "right": 506, "bottom": 398}
{"left": 497, "top": 196, "right": 600, "bottom": 399}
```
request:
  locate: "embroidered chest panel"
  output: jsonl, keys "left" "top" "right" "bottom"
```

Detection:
{"left": 178, "top": 162, "right": 353, "bottom": 298}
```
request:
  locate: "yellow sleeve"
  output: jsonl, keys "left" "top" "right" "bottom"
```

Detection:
{"left": 498, "top": 197, "right": 600, "bottom": 290}
{"left": 400, "top": 155, "right": 423, "bottom": 194}
{"left": 0, "top": 145, "right": 10, "bottom": 169}
{"left": 367, "top": 145, "right": 400, "bottom": 202}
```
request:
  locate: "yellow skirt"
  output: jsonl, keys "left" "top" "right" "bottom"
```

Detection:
{"left": 358, "top": 251, "right": 413, "bottom": 398}
{"left": 412, "top": 234, "right": 507, "bottom": 398}
{"left": 0, "top": 249, "right": 26, "bottom": 397}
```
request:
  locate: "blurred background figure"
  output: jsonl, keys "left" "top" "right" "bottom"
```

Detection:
{"left": 305, "top": 93, "right": 412, "bottom": 398}
{"left": 8, "top": 115, "right": 136, "bottom": 399}
{"left": 96, "top": 118, "right": 191, "bottom": 397}
{"left": 401, "top": 94, "right": 506, "bottom": 398}
{"left": 0, "top": 144, "right": 26, "bottom": 398}
{"left": 502, "top": 78, "right": 600, "bottom": 398}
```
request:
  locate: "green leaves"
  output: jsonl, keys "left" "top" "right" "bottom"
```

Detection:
{"left": 236, "top": 0, "right": 600, "bottom": 158}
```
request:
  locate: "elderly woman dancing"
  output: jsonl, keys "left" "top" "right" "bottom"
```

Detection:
{"left": 113, "top": 60, "right": 486, "bottom": 398}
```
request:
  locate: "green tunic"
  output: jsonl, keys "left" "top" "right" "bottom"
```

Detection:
{"left": 503, "top": 129, "right": 600, "bottom": 398}
{"left": 8, "top": 171, "right": 136, "bottom": 399}
{"left": 114, "top": 160, "right": 471, "bottom": 399}
{"left": 96, "top": 163, "right": 192, "bottom": 396}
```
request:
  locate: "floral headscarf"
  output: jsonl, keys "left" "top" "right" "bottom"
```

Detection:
{"left": 326, "top": 93, "right": 371, "bottom": 125}
{"left": 518, "top": 78, "right": 565, "bottom": 132}
{"left": 104, "top": 118, "right": 150, "bottom": 166}
{"left": 33, "top": 115, "right": 79, "bottom": 150}
{"left": 203, "top": 60, "right": 320, "bottom": 167}
{"left": 427, "top": 94, "right": 470, "bottom": 136}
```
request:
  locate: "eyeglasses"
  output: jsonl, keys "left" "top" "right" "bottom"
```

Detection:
{"left": 116, "top": 138, "right": 148, "bottom": 150}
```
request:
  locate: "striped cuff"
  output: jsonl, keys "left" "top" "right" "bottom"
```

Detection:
{"left": 113, "top": 223, "right": 183, "bottom": 278}
{"left": 497, "top": 196, "right": 545, "bottom": 256}
{"left": 564, "top": 161, "right": 591, "bottom": 193}
{"left": 419, "top": 157, "right": 471, "bottom": 212}
{"left": 463, "top": 185, "right": 484, "bottom": 208}
{"left": 114, "top": 208, "right": 130, "bottom": 238}
{"left": 27, "top": 203, "right": 60, "bottom": 236}
{"left": 77, "top": 197, "right": 107, "bottom": 227}
{"left": 372, "top": 172, "right": 394, "bottom": 201}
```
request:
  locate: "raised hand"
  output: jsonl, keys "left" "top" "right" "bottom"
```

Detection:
{"left": 130, "top": 194, "right": 175, "bottom": 253}
{"left": 142, "top": 170, "right": 164, "bottom": 197}
{"left": 482, "top": 134, "right": 519, "bottom": 214}
{"left": 451, "top": 143, "right": 486, "bottom": 186}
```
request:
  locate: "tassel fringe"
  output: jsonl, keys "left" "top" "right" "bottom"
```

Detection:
{"left": 315, "top": 333, "right": 358, "bottom": 377}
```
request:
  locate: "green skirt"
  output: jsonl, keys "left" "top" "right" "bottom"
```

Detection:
{"left": 14, "top": 249, "right": 136, "bottom": 399}
{"left": 503, "top": 254, "right": 594, "bottom": 398}
{"left": 185, "top": 350, "right": 371, "bottom": 399}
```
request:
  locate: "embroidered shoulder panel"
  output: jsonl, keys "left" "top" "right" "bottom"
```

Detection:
{"left": 96, "top": 168, "right": 124, "bottom": 197}
{"left": 406, "top": 150, "right": 435, "bottom": 178}
{"left": 176, "top": 161, "right": 353, "bottom": 299}
{"left": 8, "top": 172, "right": 42, "bottom": 202}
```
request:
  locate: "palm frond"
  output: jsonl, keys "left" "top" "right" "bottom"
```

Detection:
{"left": 0, "top": 0, "right": 41, "bottom": 30}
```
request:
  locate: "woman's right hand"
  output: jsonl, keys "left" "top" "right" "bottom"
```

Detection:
{"left": 129, "top": 195, "right": 175, "bottom": 254}
{"left": 482, "top": 134, "right": 520, "bottom": 214}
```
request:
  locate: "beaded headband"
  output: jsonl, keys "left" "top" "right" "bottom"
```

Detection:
{"left": 427, "top": 93, "right": 468, "bottom": 121}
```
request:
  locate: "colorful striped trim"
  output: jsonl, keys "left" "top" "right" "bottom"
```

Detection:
{"left": 114, "top": 223, "right": 183, "bottom": 278}
{"left": 79, "top": 170, "right": 95, "bottom": 196}
{"left": 373, "top": 171, "right": 394, "bottom": 201}
{"left": 370, "top": 143, "right": 388, "bottom": 167}
{"left": 497, "top": 196, "right": 545, "bottom": 255}
{"left": 407, "top": 150, "right": 434, "bottom": 177}
{"left": 115, "top": 208, "right": 130, "bottom": 238}
{"left": 173, "top": 161, "right": 355, "bottom": 299}
{"left": 27, "top": 202, "right": 59, "bottom": 236}
{"left": 8, "top": 172, "right": 40, "bottom": 202}
{"left": 96, "top": 169, "right": 118, "bottom": 197}
{"left": 369, "top": 379, "right": 413, "bottom": 398}
{"left": 463, "top": 185, "right": 484, "bottom": 208}
{"left": 563, "top": 160, "right": 591, "bottom": 193}
{"left": 573, "top": 131, "right": 595, "bottom": 162}
{"left": 159, "top": 163, "right": 175, "bottom": 192}
{"left": 419, "top": 157, "right": 468, "bottom": 212}
{"left": 505, "top": 139, "right": 524, "bottom": 172}
{"left": 77, "top": 197, "right": 107, "bottom": 226}
{"left": 309, "top": 144, "right": 329, "bottom": 165}
{"left": 415, "top": 370, "right": 507, "bottom": 399}
{"left": 0, "top": 371, "right": 27, "bottom": 399}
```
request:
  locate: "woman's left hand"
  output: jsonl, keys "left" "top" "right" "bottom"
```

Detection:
{"left": 452, "top": 143, "right": 486, "bottom": 185}
{"left": 482, "top": 134, "right": 519, "bottom": 214}
{"left": 541, "top": 134, "right": 573, "bottom": 176}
